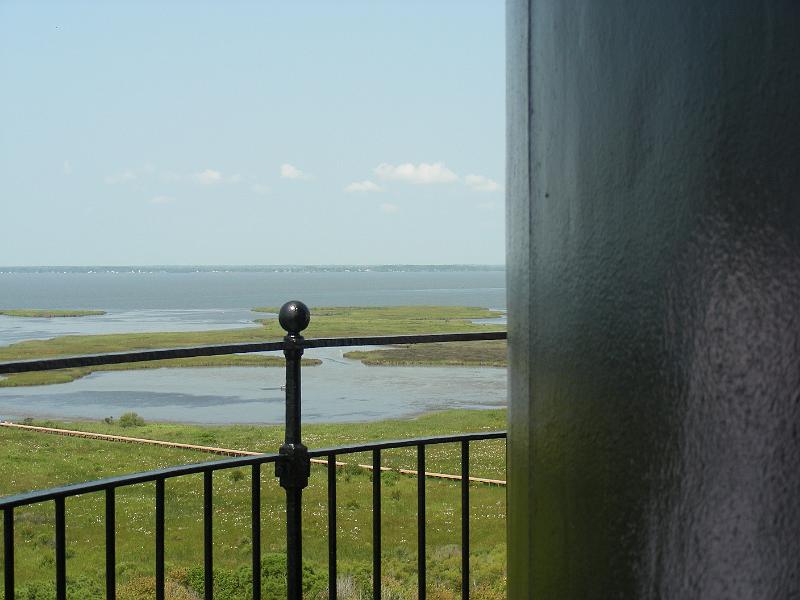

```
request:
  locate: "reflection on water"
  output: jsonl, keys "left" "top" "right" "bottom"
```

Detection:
{"left": 0, "top": 348, "right": 507, "bottom": 424}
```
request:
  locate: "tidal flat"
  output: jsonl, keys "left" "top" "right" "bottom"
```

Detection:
{"left": 0, "top": 306, "right": 505, "bottom": 387}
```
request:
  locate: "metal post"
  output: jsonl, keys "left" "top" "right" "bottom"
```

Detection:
{"left": 275, "top": 301, "right": 311, "bottom": 600}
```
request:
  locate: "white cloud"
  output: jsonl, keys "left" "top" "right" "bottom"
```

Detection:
{"left": 105, "top": 169, "right": 137, "bottom": 184}
{"left": 106, "top": 164, "right": 156, "bottom": 184}
{"left": 164, "top": 168, "right": 240, "bottom": 185}
{"left": 380, "top": 203, "right": 399, "bottom": 213}
{"left": 465, "top": 174, "right": 501, "bottom": 192}
{"left": 280, "top": 164, "right": 312, "bottom": 180}
{"left": 251, "top": 184, "right": 270, "bottom": 195}
{"left": 191, "top": 169, "right": 224, "bottom": 185}
{"left": 374, "top": 162, "right": 458, "bottom": 184}
{"left": 62, "top": 160, "right": 73, "bottom": 175}
{"left": 344, "top": 180, "right": 382, "bottom": 193}
{"left": 106, "top": 165, "right": 240, "bottom": 187}
{"left": 149, "top": 195, "right": 175, "bottom": 205}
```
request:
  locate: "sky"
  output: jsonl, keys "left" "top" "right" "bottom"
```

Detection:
{"left": 0, "top": 1, "right": 505, "bottom": 266}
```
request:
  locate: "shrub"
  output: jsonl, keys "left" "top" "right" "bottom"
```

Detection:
{"left": 178, "top": 554, "right": 326, "bottom": 600}
{"left": 17, "top": 575, "right": 104, "bottom": 600}
{"left": 119, "top": 412, "right": 145, "bottom": 427}
{"left": 118, "top": 575, "right": 201, "bottom": 600}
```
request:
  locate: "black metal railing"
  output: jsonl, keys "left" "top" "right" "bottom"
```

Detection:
{"left": 0, "top": 300, "right": 507, "bottom": 600}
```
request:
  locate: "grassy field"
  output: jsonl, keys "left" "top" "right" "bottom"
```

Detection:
{"left": 0, "top": 409, "right": 507, "bottom": 599}
{"left": 0, "top": 309, "right": 106, "bottom": 318}
{"left": 344, "top": 340, "right": 507, "bottom": 368}
{"left": 0, "top": 306, "right": 502, "bottom": 362}
{"left": 0, "top": 306, "right": 505, "bottom": 387}
{"left": 253, "top": 305, "right": 503, "bottom": 338}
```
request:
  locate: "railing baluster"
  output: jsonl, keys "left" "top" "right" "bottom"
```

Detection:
{"left": 327, "top": 454, "right": 337, "bottom": 600}
{"left": 106, "top": 488, "right": 116, "bottom": 600}
{"left": 251, "top": 464, "right": 262, "bottom": 600}
{"left": 277, "top": 301, "right": 311, "bottom": 600}
{"left": 4, "top": 508, "right": 14, "bottom": 600}
{"left": 417, "top": 444, "right": 426, "bottom": 600}
{"left": 55, "top": 497, "right": 66, "bottom": 600}
{"left": 461, "top": 440, "right": 470, "bottom": 600}
{"left": 204, "top": 470, "right": 213, "bottom": 600}
{"left": 373, "top": 449, "right": 381, "bottom": 600}
{"left": 0, "top": 429, "right": 506, "bottom": 600}
{"left": 156, "top": 479, "right": 165, "bottom": 600}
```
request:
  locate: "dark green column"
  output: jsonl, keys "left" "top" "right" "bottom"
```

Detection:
{"left": 506, "top": 1, "right": 800, "bottom": 597}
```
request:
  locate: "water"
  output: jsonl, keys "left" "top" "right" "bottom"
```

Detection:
{"left": 0, "top": 348, "right": 506, "bottom": 424}
{"left": 0, "top": 268, "right": 507, "bottom": 423}
{"left": 0, "top": 308, "right": 260, "bottom": 346}
{"left": 0, "top": 269, "right": 506, "bottom": 311}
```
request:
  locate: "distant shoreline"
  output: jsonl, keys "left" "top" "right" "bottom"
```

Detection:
{"left": 0, "top": 264, "right": 506, "bottom": 274}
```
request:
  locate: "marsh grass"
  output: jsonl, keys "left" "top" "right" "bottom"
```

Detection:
{"left": 0, "top": 356, "right": 320, "bottom": 388}
{"left": 344, "top": 340, "right": 507, "bottom": 367}
{"left": 0, "top": 306, "right": 501, "bottom": 363}
{"left": 0, "top": 309, "right": 106, "bottom": 318}
{"left": 0, "top": 306, "right": 503, "bottom": 387}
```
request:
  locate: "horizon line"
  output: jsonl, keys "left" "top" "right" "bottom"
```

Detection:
{"left": 0, "top": 263, "right": 506, "bottom": 268}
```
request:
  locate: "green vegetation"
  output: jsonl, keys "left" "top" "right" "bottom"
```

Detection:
{"left": 0, "top": 355, "right": 321, "bottom": 388}
{"left": 253, "top": 305, "right": 503, "bottom": 337}
{"left": 0, "top": 306, "right": 503, "bottom": 387}
{"left": 0, "top": 306, "right": 500, "bottom": 363}
{"left": 345, "top": 340, "right": 507, "bottom": 367}
{"left": 0, "top": 309, "right": 106, "bottom": 318}
{"left": 118, "top": 412, "right": 146, "bottom": 427}
{"left": 0, "top": 409, "right": 507, "bottom": 599}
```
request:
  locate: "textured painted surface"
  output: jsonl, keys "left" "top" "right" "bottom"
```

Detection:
{"left": 506, "top": 0, "right": 800, "bottom": 598}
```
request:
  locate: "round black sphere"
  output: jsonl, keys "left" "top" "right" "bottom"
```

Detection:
{"left": 278, "top": 300, "right": 310, "bottom": 334}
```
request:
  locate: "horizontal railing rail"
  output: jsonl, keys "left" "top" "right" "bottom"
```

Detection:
{"left": 0, "top": 453, "right": 281, "bottom": 510}
{"left": 307, "top": 430, "right": 507, "bottom": 458}
{"left": 0, "top": 301, "right": 508, "bottom": 600}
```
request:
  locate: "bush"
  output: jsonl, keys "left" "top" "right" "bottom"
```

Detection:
{"left": 177, "top": 553, "right": 326, "bottom": 600}
{"left": 118, "top": 575, "right": 201, "bottom": 600}
{"left": 17, "top": 575, "right": 104, "bottom": 600}
{"left": 119, "top": 412, "right": 145, "bottom": 428}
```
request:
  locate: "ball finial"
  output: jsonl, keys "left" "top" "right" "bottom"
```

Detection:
{"left": 278, "top": 300, "right": 310, "bottom": 335}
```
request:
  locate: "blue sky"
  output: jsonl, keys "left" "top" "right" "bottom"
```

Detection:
{"left": 0, "top": 1, "right": 504, "bottom": 266}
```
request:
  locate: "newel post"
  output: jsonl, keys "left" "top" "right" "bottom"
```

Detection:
{"left": 275, "top": 300, "right": 311, "bottom": 600}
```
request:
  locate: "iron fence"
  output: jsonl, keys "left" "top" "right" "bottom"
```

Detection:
{"left": 0, "top": 301, "right": 507, "bottom": 600}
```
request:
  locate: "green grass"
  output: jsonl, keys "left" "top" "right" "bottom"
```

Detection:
{"left": 344, "top": 340, "right": 507, "bottom": 367}
{"left": 0, "top": 309, "right": 106, "bottom": 318}
{"left": 0, "top": 306, "right": 504, "bottom": 388}
{"left": 255, "top": 305, "right": 503, "bottom": 338}
{"left": 0, "top": 306, "right": 501, "bottom": 363}
{"left": 0, "top": 356, "right": 321, "bottom": 388}
{"left": 0, "top": 409, "right": 507, "bottom": 599}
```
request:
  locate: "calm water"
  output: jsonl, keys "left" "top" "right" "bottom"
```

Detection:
{"left": 0, "top": 269, "right": 506, "bottom": 423}
{"left": 0, "top": 269, "right": 506, "bottom": 311}
{"left": 0, "top": 348, "right": 506, "bottom": 424}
